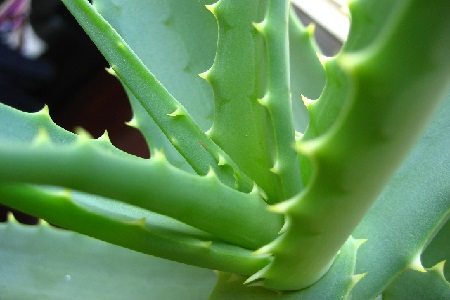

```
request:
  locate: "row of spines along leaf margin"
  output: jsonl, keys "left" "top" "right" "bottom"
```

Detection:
{"left": 201, "top": 0, "right": 301, "bottom": 204}
{"left": 62, "top": 0, "right": 260, "bottom": 194}
{"left": 44, "top": 0, "right": 450, "bottom": 293}
{"left": 247, "top": 0, "right": 450, "bottom": 290}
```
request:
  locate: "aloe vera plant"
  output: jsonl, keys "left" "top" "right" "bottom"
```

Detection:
{"left": 0, "top": 0, "right": 449, "bottom": 298}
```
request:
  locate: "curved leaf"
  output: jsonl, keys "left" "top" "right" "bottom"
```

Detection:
{"left": 94, "top": 0, "right": 217, "bottom": 171}
{"left": 351, "top": 91, "right": 450, "bottom": 299}
{"left": 0, "top": 220, "right": 216, "bottom": 299}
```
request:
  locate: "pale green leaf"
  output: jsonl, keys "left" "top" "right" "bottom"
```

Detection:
{"left": 0, "top": 221, "right": 216, "bottom": 299}
{"left": 209, "top": 237, "right": 362, "bottom": 299}
{"left": 351, "top": 91, "right": 450, "bottom": 299}
{"left": 94, "top": 0, "right": 217, "bottom": 170}
{"left": 382, "top": 264, "right": 450, "bottom": 299}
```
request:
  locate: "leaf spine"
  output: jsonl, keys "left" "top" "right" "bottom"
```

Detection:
{"left": 105, "top": 66, "right": 117, "bottom": 77}
{"left": 35, "top": 105, "right": 51, "bottom": 117}
{"left": 205, "top": 2, "right": 218, "bottom": 16}
{"left": 151, "top": 148, "right": 166, "bottom": 161}
{"left": 301, "top": 94, "right": 315, "bottom": 107}
{"left": 126, "top": 116, "right": 139, "bottom": 128}
{"left": 97, "top": 130, "right": 111, "bottom": 143}
{"left": 253, "top": 20, "right": 267, "bottom": 35}
{"left": 306, "top": 23, "right": 316, "bottom": 37}
{"left": 205, "top": 166, "right": 218, "bottom": 180}
{"left": 351, "top": 272, "right": 367, "bottom": 286}
{"left": 32, "top": 127, "right": 51, "bottom": 145}
{"left": 38, "top": 219, "right": 50, "bottom": 226}
{"left": 269, "top": 160, "right": 281, "bottom": 174}
{"left": 278, "top": 217, "right": 289, "bottom": 234}
{"left": 7, "top": 212, "right": 18, "bottom": 223}
{"left": 244, "top": 263, "right": 271, "bottom": 286}
{"left": 354, "top": 238, "right": 368, "bottom": 249}
{"left": 205, "top": 127, "right": 212, "bottom": 137}
{"left": 257, "top": 93, "right": 270, "bottom": 107}
{"left": 295, "top": 139, "right": 320, "bottom": 158}
{"left": 217, "top": 153, "right": 227, "bottom": 166}
{"left": 198, "top": 69, "right": 212, "bottom": 81}
{"left": 167, "top": 107, "right": 185, "bottom": 117}
{"left": 430, "top": 260, "right": 446, "bottom": 277}
{"left": 316, "top": 52, "right": 332, "bottom": 67}
{"left": 409, "top": 253, "right": 427, "bottom": 272}
{"left": 254, "top": 241, "right": 275, "bottom": 256}
{"left": 267, "top": 198, "right": 296, "bottom": 214}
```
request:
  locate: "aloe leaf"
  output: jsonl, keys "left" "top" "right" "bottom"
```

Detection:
{"left": 209, "top": 237, "right": 364, "bottom": 299}
{"left": 382, "top": 262, "right": 450, "bottom": 299}
{"left": 0, "top": 183, "right": 272, "bottom": 275}
{"left": 94, "top": 0, "right": 217, "bottom": 171}
{"left": 351, "top": 92, "right": 450, "bottom": 299}
{"left": 288, "top": 9, "right": 326, "bottom": 133}
{"left": 204, "top": 0, "right": 302, "bottom": 203}
{"left": 0, "top": 102, "right": 130, "bottom": 157}
{"left": 0, "top": 220, "right": 216, "bottom": 299}
{"left": 255, "top": 0, "right": 303, "bottom": 202}
{"left": 253, "top": 0, "right": 450, "bottom": 290}
{"left": 203, "top": 0, "right": 281, "bottom": 201}
{"left": 0, "top": 102, "right": 210, "bottom": 237}
{"left": 298, "top": 0, "right": 399, "bottom": 184}
{"left": 0, "top": 104, "right": 74, "bottom": 144}
{"left": 61, "top": 0, "right": 254, "bottom": 192}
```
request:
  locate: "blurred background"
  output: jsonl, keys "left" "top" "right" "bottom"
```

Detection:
{"left": 0, "top": 0, "right": 346, "bottom": 223}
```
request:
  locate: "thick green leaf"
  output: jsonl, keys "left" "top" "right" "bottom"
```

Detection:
{"left": 289, "top": 10, "right": 326, "bottom": 133}
{"left": 0, "top": 102, "right": 127, "bottom": 156}
{"left": 63, "top": 0, "right": 254, "bottom": 191}
{"left": 382, "top": 263, "right": 450, "bottom": 299}
{"left": 94, "top": 0, "right": 217, "bottom": 171}
{"left": 209, "top": 237, "right": 363, "bottom": 299}
{"left": 0, "top": 138, "right": 281, "bottom": 250}
{"left": 351, "top": 91, "right": 450, "bottom": 299}
{"left": 0, "top": 220, "right": 216, "bottom": 299}
{"left": 0, "top": 104, "right": 75, "bottom": 145}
